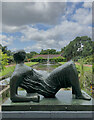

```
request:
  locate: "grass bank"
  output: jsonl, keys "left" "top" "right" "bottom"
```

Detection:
{"left": 59, "top": 62, "right": 92, "bottom": 72}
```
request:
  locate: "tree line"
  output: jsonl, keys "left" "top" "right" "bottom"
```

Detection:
{"left": 0, "top": 36, "right": 94, "bottom": 67}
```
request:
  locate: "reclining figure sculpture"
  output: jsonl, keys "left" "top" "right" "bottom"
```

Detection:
{"left": 10, "top": 50, "right": 91, "bottom": 102}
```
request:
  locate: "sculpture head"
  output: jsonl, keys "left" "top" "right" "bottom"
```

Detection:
{"left": 13, "top": 50, "right": 26, "bottom": 63}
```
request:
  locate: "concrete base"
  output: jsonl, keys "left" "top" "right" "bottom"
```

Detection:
{"left": 1, "top": 111, "right": 94, "bottom": 119}
{"left": 1, "top": 90, "right": 94, "bottom": 119}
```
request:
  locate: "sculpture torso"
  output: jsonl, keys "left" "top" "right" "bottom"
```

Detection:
{"left": 11, "top": 63, "right": 58, "bottom": 98}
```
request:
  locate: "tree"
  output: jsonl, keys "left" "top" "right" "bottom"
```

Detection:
{"left": 26, "top": 51, "right": 38, "bottom": 61}
{"left": 2, "top": 46, "right": 8, "bottom": 54}
{"left": 0, "top": 44, "right": 12, "bottom": 56}
{"left": 62, "top": 36, "right": 94, "bottom": 60}
{"left": 40, "top": 49, "right": 59, "bottom": 55}
{"left": 0, "top": 50, "right": 9, "bottom": 71}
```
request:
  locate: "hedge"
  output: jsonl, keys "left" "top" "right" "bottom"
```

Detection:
{"left": 31, "top": 57, "right": 66, "bottom": 62}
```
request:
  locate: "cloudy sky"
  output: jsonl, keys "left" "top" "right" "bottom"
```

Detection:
{"left": 1, "top": 1, "right": 93, "bottom": 52}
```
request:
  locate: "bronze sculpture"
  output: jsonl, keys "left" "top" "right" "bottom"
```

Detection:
{"left": 10, "top": 50, "right": 91, "bottom": 102}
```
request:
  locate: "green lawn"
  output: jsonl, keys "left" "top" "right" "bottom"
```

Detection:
{"left": 0, "top": 61, "right": 92, "bottom": 78}
{"left": 25, "top": 62, "right": 38, "bottom": 66}
{"left": 0, "top": 66, "right": 15, "bottom": 77}
{"left": 59, "top": 62, "right": 66, "bottom": 65}
{"left": 0, "top": 62, "right": 38, "bottom": 77}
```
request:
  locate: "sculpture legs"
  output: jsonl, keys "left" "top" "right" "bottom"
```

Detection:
{"left": 69, "top": 62, "right": 82, "bottom": 97}
{"left": 68, "top": 62, "right": 91, "bottom": 100}
{"left": 46, "top": 61, "right": 91, "bottom": 100}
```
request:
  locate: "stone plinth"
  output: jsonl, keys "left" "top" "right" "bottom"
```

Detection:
{"left": 1, "top": 90, "right": 94, "bottom": 119}
{"left": 2, "top": 90, "right": 94, "bottom": 111}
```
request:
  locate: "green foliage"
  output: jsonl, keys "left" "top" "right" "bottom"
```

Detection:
{"left": 77, "top": 55, "right": 93, "bottom": 65}
{"left": 7, "top": 56, "right": 14, "bottom": 64}
{"left": 1, "top": 45, "right": 12, "bottom": 56}
{"left": 92, "top": 54, "right": 94, "bottom": 73}
{"left": 40, "top": 49, "right": 60, "bottom": 55}
{"left": 77, "top": 61, "right": 92, "bottom": 96}
{"left": 62, "top": 36, "right": 94, "bottom": 61}
{"left": 0, "top": 44, "right": 14, "bottom": 64}
{"left": 0, "top": 50, "right": 9, "bottom": 71}
{"left": 26, "top": 51, "right": 38, "bottom": 59}
{"left": 92, "top": 63, "right": 94, "bottom": 74}
{"left": 59, "top": 62, "right": 66, "bottom": 65}
{"left": 25, "top": 62, "right": 38, "bottom": 66}
{"left": 79, "top": 61, "right": 85, "bottom": 88}
{"left": 81, "top": 71, "right": 92, "bottom": 97}
{"left": 31, "top": 56, "right": 66, "bottom": 63}
{"left": 50, "top": 56, "right": 66, "bottom": 62}
{"left": 60, "top": 61, "right": 92, "bottom": 96}
{"left": 31, "top": 57, "right": 46, "bottom": 62}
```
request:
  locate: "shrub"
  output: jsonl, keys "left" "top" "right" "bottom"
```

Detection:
{"left": 31, "top": 57, "right": 46, "bottom": 62}
{"left": 0, "top": 50, "right": 9, "bottom": 71}
{"left": 31, "top": 56, "right": 66, "bottom": 63}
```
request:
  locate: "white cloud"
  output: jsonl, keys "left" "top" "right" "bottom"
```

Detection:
{"left": 83, "top": 2, "right": 92, "bottom": 8}
{"left": 92, "top": 2, "right": 94, "bottom": 25}
{"left": 67, "top": 0, "right": 93, "bottom": 2}
{"left": 2, "top": 0, "right": 67, "bottom": 2}
{"left": 1, "top": 2, "right": 92, "bottom": 52}
{"left": 1, "top": 0, "right": 93, "bottom": 2}
{"left": 72, "top": 8, "right": 92, "bottom": 25}
{"left": 24, "top": 44, "right": 42, "bottom": 52}
{"left": 21, "top": 19, "right": 92, "bottom": 52}
{"left": 2, "top": 2, "right": 66, "bottom": 27}
{"left": 66, "top": 2, "right": 77, "bottom": 15}
{"left": 24, "top": 39, "right": 59, "bottom": 52}
{"left": 11, "top": 48, "right": 17, "bottom": 52}
{"left": 2, "top": 24, "right": 29, "bottom": 33}
{"left": 0, "top": 34, "right": 13, "bottom": 46}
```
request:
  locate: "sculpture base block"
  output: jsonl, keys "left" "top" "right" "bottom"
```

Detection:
{"left": 1, "top": 90, "right": 94, "bottom": 119}
{"left": 2, "top": 90, "right": 94, "bottom": 111}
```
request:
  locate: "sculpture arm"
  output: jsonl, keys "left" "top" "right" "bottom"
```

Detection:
{"left": 11, "top": 94, "right": 40, "bottom": 103}
{"left": 10, "top": 75, "right": 40, "bottom": 102}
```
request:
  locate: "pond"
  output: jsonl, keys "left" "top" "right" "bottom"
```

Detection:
{"left": 32, "top": 63, "right": 61, "bottom": 72}
{"left": 32, "top": 63, "right": 61, "bottom": 78}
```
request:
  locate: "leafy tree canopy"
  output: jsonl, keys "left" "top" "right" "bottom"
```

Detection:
{"left": 26, "top": 51, "right": 38, "bottom": 59}
{"left": 0, "top": 49, "right": 9, "bottom": 71}
{"left": 0, "top": 44, "right": 12, "bottom": 56}
{"left": 40, "top": 49, "right": 60, "bottom": 55}
{"left": 62, "top": 36, "right": 94, "bottom": 60}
